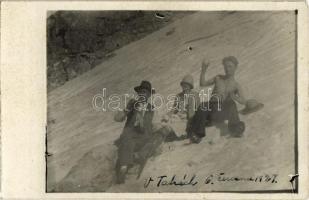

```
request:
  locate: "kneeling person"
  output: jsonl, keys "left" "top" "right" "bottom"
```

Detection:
{"left": 189, "top": 56, "right": 247, "bottom": 143}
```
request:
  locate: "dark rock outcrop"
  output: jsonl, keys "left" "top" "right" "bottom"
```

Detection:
{"left": 47, "top": 11, "right": 192, "bottom": 92}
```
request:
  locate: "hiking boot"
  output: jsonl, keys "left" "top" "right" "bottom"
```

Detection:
{"left": 177, "top": 135, "right": 188, "bottom": 141}
{"left": 116, "top": 165, "right": 127, "bottom": 184}
{"left": 231, "top": 132, "right": 243, "bottom": 138}
{"left": 228, "top": 121, "right": 245, "bottom": 137}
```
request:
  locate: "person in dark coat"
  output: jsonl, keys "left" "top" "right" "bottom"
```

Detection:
{"left": 188, "top": 56, "right": 247, "bottom": 143}
{"left": 113, "top": 80, "right": 155, "bottom": 184}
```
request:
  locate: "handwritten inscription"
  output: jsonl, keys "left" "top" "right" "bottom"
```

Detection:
{"left": 144, "top": 173, "right": 278, "bottom": 188}
{"left": 144, "top": 175, "right": 198, "bottom": 188}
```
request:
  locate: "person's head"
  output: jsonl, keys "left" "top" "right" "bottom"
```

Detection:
{"left": 180, "top": 75, "right": 194, "bottom": 93}
{"left": 134, "top": 80, "right": 154, "bottom": 102}
{"left": 222, "top": 56, "right": 238, "bottom": 77}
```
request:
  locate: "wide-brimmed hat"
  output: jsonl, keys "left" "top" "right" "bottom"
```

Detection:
{"left": 134, "top": 80, "right": 155, "bottom": 94}
{"left": 239, "top": 99, "right": 264, "bottom": 115}
{"left": 180, "top": 74, "right": 194, "bottom": 89}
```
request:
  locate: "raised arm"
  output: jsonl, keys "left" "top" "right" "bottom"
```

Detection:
{"left": 200, "top": 60, "right": 215, "bottom": 87}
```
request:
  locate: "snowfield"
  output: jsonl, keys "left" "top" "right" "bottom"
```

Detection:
{"left": 47, "top": 11, "right": 296, "bottom": 192}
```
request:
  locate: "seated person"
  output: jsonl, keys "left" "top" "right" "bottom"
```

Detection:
{"left": 113, "top": 80, "right": 155, "bottom": 184}
{"left": 163, "top": 74, "right": 200, "bottom": 142}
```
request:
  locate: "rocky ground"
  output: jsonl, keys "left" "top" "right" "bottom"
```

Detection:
{"left": 47, "top": 11, "right": 191, "bottom": 91}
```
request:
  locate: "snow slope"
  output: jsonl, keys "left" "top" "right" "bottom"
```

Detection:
{"left": 47, "top": 11, "right": 296, "bottom": 192}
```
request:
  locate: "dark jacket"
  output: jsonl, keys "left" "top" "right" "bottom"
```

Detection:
{"left": 121, "top": 99, "right": 154, "bottom": 137}
{"left": 171, "top": 90, "right": 200, "bottom": 120}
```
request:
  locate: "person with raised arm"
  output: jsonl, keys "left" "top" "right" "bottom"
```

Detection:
{"left": 188, "top": 56, "right": 253, "bottom": 143}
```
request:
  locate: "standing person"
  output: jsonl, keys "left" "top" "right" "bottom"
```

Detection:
{"left": 163, "top": 74, "right": 200, "bottom": 142}
{"left": 189, "top": 56, "right": 247, "bottom": 143}
{"left": 113, "top": 80, "right": 155, "bottom": 184}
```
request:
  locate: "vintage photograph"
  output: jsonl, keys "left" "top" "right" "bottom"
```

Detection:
{"left": 46, "top": 11, "right": 298, "bottom": 193}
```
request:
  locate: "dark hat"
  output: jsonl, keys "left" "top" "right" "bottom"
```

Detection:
{"left": 239, "top": 99, "right": 264, "bottom": 115}
{"left": 228, "top": 121, "right": 245, "bottom": 137}
{"left": 134, "top": 80, "right": 155, "bottom": 94}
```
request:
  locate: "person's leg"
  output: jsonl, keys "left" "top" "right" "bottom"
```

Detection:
{"left": 209, "top": 97, "right": 225, "bottom": 123}
{"left": 224, "top": 99, "right": 245, "bottom": 137}
{"left": 224, "top": 98, "right": 240, "bottom": 124}
{"left": 131, "top": 131, "right": 166, "bottom": 179}
{"left": 137, "top": 132, "right": 165, "bottom": 161}
{"left": 116, "top": 134, "right": 136, "bottom": 183}
{"left": 133, "top": 134, "right": 152, "bottom": 159}
{"left": 137, "top": 126, "right": 173, "bottom": 161}
{"left": 187, "top": 102, "right": 212, "bottom": 143}
{"left": 188, "top": 103, "right": 206, "bottom": 138}
{"left": 117, "top": 135, "right": 136, "bottom": 167}
{"left": 214, "top": 121, "right": 230, "bottom": 136}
